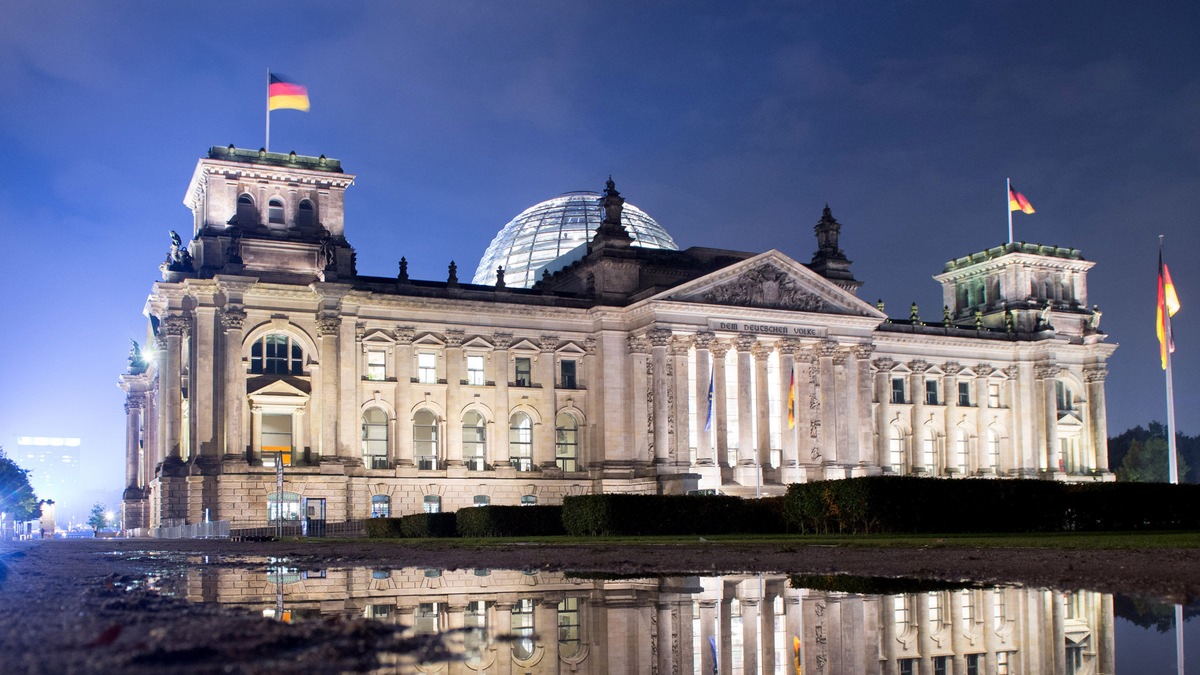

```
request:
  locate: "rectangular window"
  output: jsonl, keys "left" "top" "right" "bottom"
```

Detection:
{"left": 958, "top": 381, "right": 971, "bottom": 406}
{"left": 262, "top": 413, "right": 293, "bottom": 466}
{"left": 366, "top": 349, "right": 386, "bottom": 381}
{"left": 934, "top": 657, "right": 948, "bottom": 675}
{"left": 925, "top": 379, "right": 939, "bottom": 405}
{"left": 466, "top": 355, "right": 485, "bottom": 386}
{"left": 966, "top": 653, "right": 980, "bottom": 675}
{"left": 988, "top": 382, "right": 1001, "bottom": 408}
{"left": 370, "top": 495, "right": 390, "bottom": 518}
{"left": 423, "top": 495, "right": 441, "bottom": 514}
{"left": 514, "top": 357, "right": 532, "bottom": 387}
{"left": 418, "top": 352, "right": 437, "bottom": 384}
{"left": 997, "top": 651, "right": 1011, "bottom": 675}
{"left": 899, "top": 659, "right": 915, "bottom": 675}
{"left": 891, "top": 377, "right": 906, "bottom": 404}
{"left": 560, "top": 359, "right": 577, "bottom": 389}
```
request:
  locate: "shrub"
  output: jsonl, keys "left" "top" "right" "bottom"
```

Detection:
{"left": 398, "top": 512, "right": 458, "bottom": 538}
{"left": 364, "top": 517, "right": 405, "bottom": 538}
{"left": 562, "top": 494, "right": 790, "bottom": 536}
{"left": 456, "top": 505, "right": 565, "bottom": 538}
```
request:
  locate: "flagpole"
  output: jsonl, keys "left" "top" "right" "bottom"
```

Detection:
{"left": 1007, "top": 178, "right": 1014, "bottom": 244}
{"left": 264, "top": 67, "right": 271, "bottom": 152}
{"left": 1176, "top": 602, "right": 1185, "bottom": 675}
{"left": 1162, "top": 235, "right": 1180, "bottom": 484}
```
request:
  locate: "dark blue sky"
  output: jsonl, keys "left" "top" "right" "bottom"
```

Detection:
{"left": 1, "top": 1, "right": 1197, "bottom": 497}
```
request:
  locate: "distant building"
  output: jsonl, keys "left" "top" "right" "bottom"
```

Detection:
{"left": 120, "top": 147, "right": 1116, "bottom": 532}
{"left": 16, "top": 436, "right": 81, "bottom": 515}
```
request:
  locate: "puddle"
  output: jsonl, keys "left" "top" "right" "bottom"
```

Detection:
{"left": 128, "top": 561, "right": 1196, "bottom": 673}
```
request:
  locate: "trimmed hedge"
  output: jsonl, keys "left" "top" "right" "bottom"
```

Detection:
{"left": 562, "top": 494, "right": 789, "bottom": 536}
{"left": 784, "top": 476, "right": 1200, "bottom": 535}
{"left": 456, "top": 505, "right": 565, "bottom": 538}
{"left": 397, "top": 512, "right": 459, "bottom": 538}
{"left": 364, "top": 517, "right": 405, "bottom": 538}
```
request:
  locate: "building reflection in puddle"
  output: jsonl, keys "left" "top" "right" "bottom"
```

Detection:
{"left": 185, "top": 565, "right": 1114, "bottom": 674}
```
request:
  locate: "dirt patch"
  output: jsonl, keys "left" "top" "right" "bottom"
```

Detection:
{"left": 1, "top": 538, "right": 1196, "bottom": 673}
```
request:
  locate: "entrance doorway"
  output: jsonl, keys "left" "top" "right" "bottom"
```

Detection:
{"left": 302, "top": 498, "right": 326, "bottom": 537}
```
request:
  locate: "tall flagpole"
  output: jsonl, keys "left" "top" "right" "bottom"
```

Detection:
{"left": 1176, "top": 602, "right": 1185, "bottom": 675}
{"left": 264, "top": 67, "right": 271, "bottom": 151}
{"left": 1162, "top": 235, "right": 1180, "bottom": 484}
{"left": 1007, "top": 177, "right": 1014, "bottom": 244}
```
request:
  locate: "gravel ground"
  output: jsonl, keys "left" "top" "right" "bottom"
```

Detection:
{"left": 1, "top": 537, "right": 1198, "bottom": 674}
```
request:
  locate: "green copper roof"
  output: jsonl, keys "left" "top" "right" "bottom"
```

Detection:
{"left": 207, "top": 145, "right": 343, "bottom": 172}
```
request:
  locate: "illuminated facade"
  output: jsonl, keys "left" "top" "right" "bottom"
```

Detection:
{"left": 183, "top": 567, "right": 1114, "bottom": 674}
{"left": 120, "top": 147, "right": 1115, "bottom": 532}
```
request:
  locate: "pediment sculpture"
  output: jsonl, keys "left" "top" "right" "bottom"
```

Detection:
{"left": 701, "top": 264, "right": 831, "bottom": 312}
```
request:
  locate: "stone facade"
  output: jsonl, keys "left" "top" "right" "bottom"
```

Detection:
{"left": 181, "top": 567, "right": 1114, "bottom": 674}
{"left": 120, "top": 147, "right": 1116, "bottom": 531}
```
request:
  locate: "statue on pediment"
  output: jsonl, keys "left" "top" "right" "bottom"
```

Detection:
{"left": 701, "top": 263, "right": 829, "bottom": 312}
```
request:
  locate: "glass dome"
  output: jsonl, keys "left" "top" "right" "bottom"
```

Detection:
{"left": 472, "top": 191, "right": 678, "bottom": 288}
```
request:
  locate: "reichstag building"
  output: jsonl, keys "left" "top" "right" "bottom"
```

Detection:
{"left": 120, "top": 147, "right": 1115, "bottom": 531}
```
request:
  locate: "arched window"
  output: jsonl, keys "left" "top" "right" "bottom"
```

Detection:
{"left": 558, "top": 597, "right": 582, "bottom": 658}
{"left": 370, "top": 494, "right": 390, "bottom": 518}
{"left": 414, "top": 409, "right": 439, "bottom": 470}
{"left": 986, "top": 429, "right": 1001, "bottom": 473}
{"left": 521, "top": 494, "right": 538, "bottom": 506}
{"left": 362, "top": 408, "right": 389, "bottom": 469}
{"left": 922, "top": 431, "right": 936, "bottom": 473}
{"left": 268, "top": 198, "right": 285, "bottom": 225}
{"left": 512, "top": 598, "right": 535, "bottom": 660}
{"left": 955, "top": 429, "right": 969, "bottom": 474}
{"left": 462, "top": 411, "right": 487, "bottom": 471}
{"left": 250, "top": 333, "right": 304, "bottom": 375}
{"left": 297, "top": 199, "right": 314, "bottom": 227}
{"left": 555, "top": 412, "right": 578, "bottom": 472}
{"left": 236, "top": 193, "right": 256, "bottom": 224}
{"left": 509, "top": 412, "right": 532, "bottom": 471}
{"left": 888, "top": 426, "right": 904, "bottom": 474}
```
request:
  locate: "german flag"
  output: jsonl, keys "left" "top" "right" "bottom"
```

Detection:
{"left": 787, "top": 366, "right": 796, "bottom": 429}
{"left": 1008, "top": 185, "right": 1035, "bottom": 214}
{"left": 1157, "top": 252, "right": 1181, "bottom": 369}
{"left": 268, "top": 73, "right": 310, "bottom": 112}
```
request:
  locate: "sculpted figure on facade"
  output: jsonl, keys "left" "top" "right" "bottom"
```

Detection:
{"left": 702, "top": 263, "right": 830, "bottom": 312}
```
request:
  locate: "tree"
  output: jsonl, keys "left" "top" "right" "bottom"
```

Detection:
{"left": 88, "top": 502, "right": 109, "bottom": 533}
{"left": 0, "top": 447, "right": 41, "bottom": 522}
{"left": 1117, "top": 437, "right": 1190, "bottom": 483}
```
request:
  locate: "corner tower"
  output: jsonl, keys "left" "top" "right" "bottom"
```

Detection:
{"left": 176, "top": 146, "right": 358, "bottom": 283}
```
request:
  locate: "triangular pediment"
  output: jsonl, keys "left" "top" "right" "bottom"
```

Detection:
{"left": 362, "top": 329, "right": 395, "bottom": 345}
{"left": 655, "top": 250, "right": 883, "bottom": 318}
{"left": 247, "top": 377, "right": 311, "bottom": 398}
{"left": 510, "top": 338, "right": 541, "bottom": 353}
{"left": 462, "top": 336, "right": 494, "bottom": 350}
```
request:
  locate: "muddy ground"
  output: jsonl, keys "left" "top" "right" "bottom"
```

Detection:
{"left": 1, "top": 537, "right": 1198, "bottom": 673}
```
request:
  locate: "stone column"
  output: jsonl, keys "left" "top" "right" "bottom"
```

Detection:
{"left": 797, "top": 349, "right": 816, "bottom": 471}
{"left": 648, "top": 328, "right": 673, "bottom": 465}
{"left": 761, "top": 585, "right": 779, "bottom": 675}
{"left": 741, "top": 597, "right": 761, "bottom": 675}
{"left": 1085, "top": 366, "right": 1110, "bottom": 473}
{"left": 337, "top": 317, "right": 360, "bottom": 463}
{"left": 124, "top": 398, "right": 142, "bottom": 491}
{"left": 694, "top": 332, "right": 716, "bottom": 466}
{"left": 190, "top": 306, "right": 218, "bottom": 464}
{"left": 220, "top": 306, "right": 247, "bottom": 461}
{"left": 250, "top": 405, "right": 263, "bottom": 464}
{"left": 444, "top": 330, "right": 465, "bottom": 467}
{"left": 854, "top": 345, "right": 875, "bottom": 473}
{"left": 536, "top": 599, "right": 560, "bottom": 669}
{"left": 1039, "top": 365, "right": 1062, "bottom": 473}
{"left": 872, "top": 358, "right": 896, "bottom": 471}
{"left": 908, "top": 360, "right": 930, "bottom": 474}
{"left": 582, "top": 336, "right": 598, "bottom": 469}
{"left": 943, "top": 362, "right": 963, "bottom": 473}
{"left": 490, "top": 333, "right": 511, "bottom": 468}
{"left": 670, "top": 335, "right": 692, "bottom": 467}
{"left": 158, "top": 314, "right": 188, "bottom": 465}
{"left": 752, "top": 342, "right": 772, "bottom": 469}
{"left": 491, "top": 601, "right": 515, "bottom": 673}
{"left": 818, "top": 342, "right": 839, "bottom": 469}
{"left": 629, "top": 335, "right": 652, "bottom": 464}
{"left": 835, "top": 348, "right": 857, "bottom": 468}
{"left": 720, "top": 596, "right": 734, "bottom": 675}
{"left": 710, "top": 341, "right": 731, "bottom": 468}
{"left": 1005, "top": 365, "right": 1032, "bottom": 475}
{"left": 536, "top": 335, "right": 559, "bottom": 470}
{"left": 777, "top": 339, "right": 801, "bottom": 480}
{"left": 974, "top": 365, "right": 995, "bottom": 473}
{"left": 316, "top": 315, "right": 341, "bottom": 461}
{"left": 698, "top": 600, "right": 719, "bottom": 675}
{"left": 735, "top": 335, "right": 758, "bottom": 466}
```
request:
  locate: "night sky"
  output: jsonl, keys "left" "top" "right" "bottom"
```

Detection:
{"left": 1, "top": 1, "right": 1197, "bottom": 503}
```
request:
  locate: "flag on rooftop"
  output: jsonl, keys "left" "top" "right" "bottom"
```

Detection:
{"left": 1157, "top": 251, "right": 1180, "bottom": 369}
{"left": 268, "top": 73, "right": 310, "bottom": 112}
{"left": 1008, "top": 184, "right": 1035, "bottom": 214}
